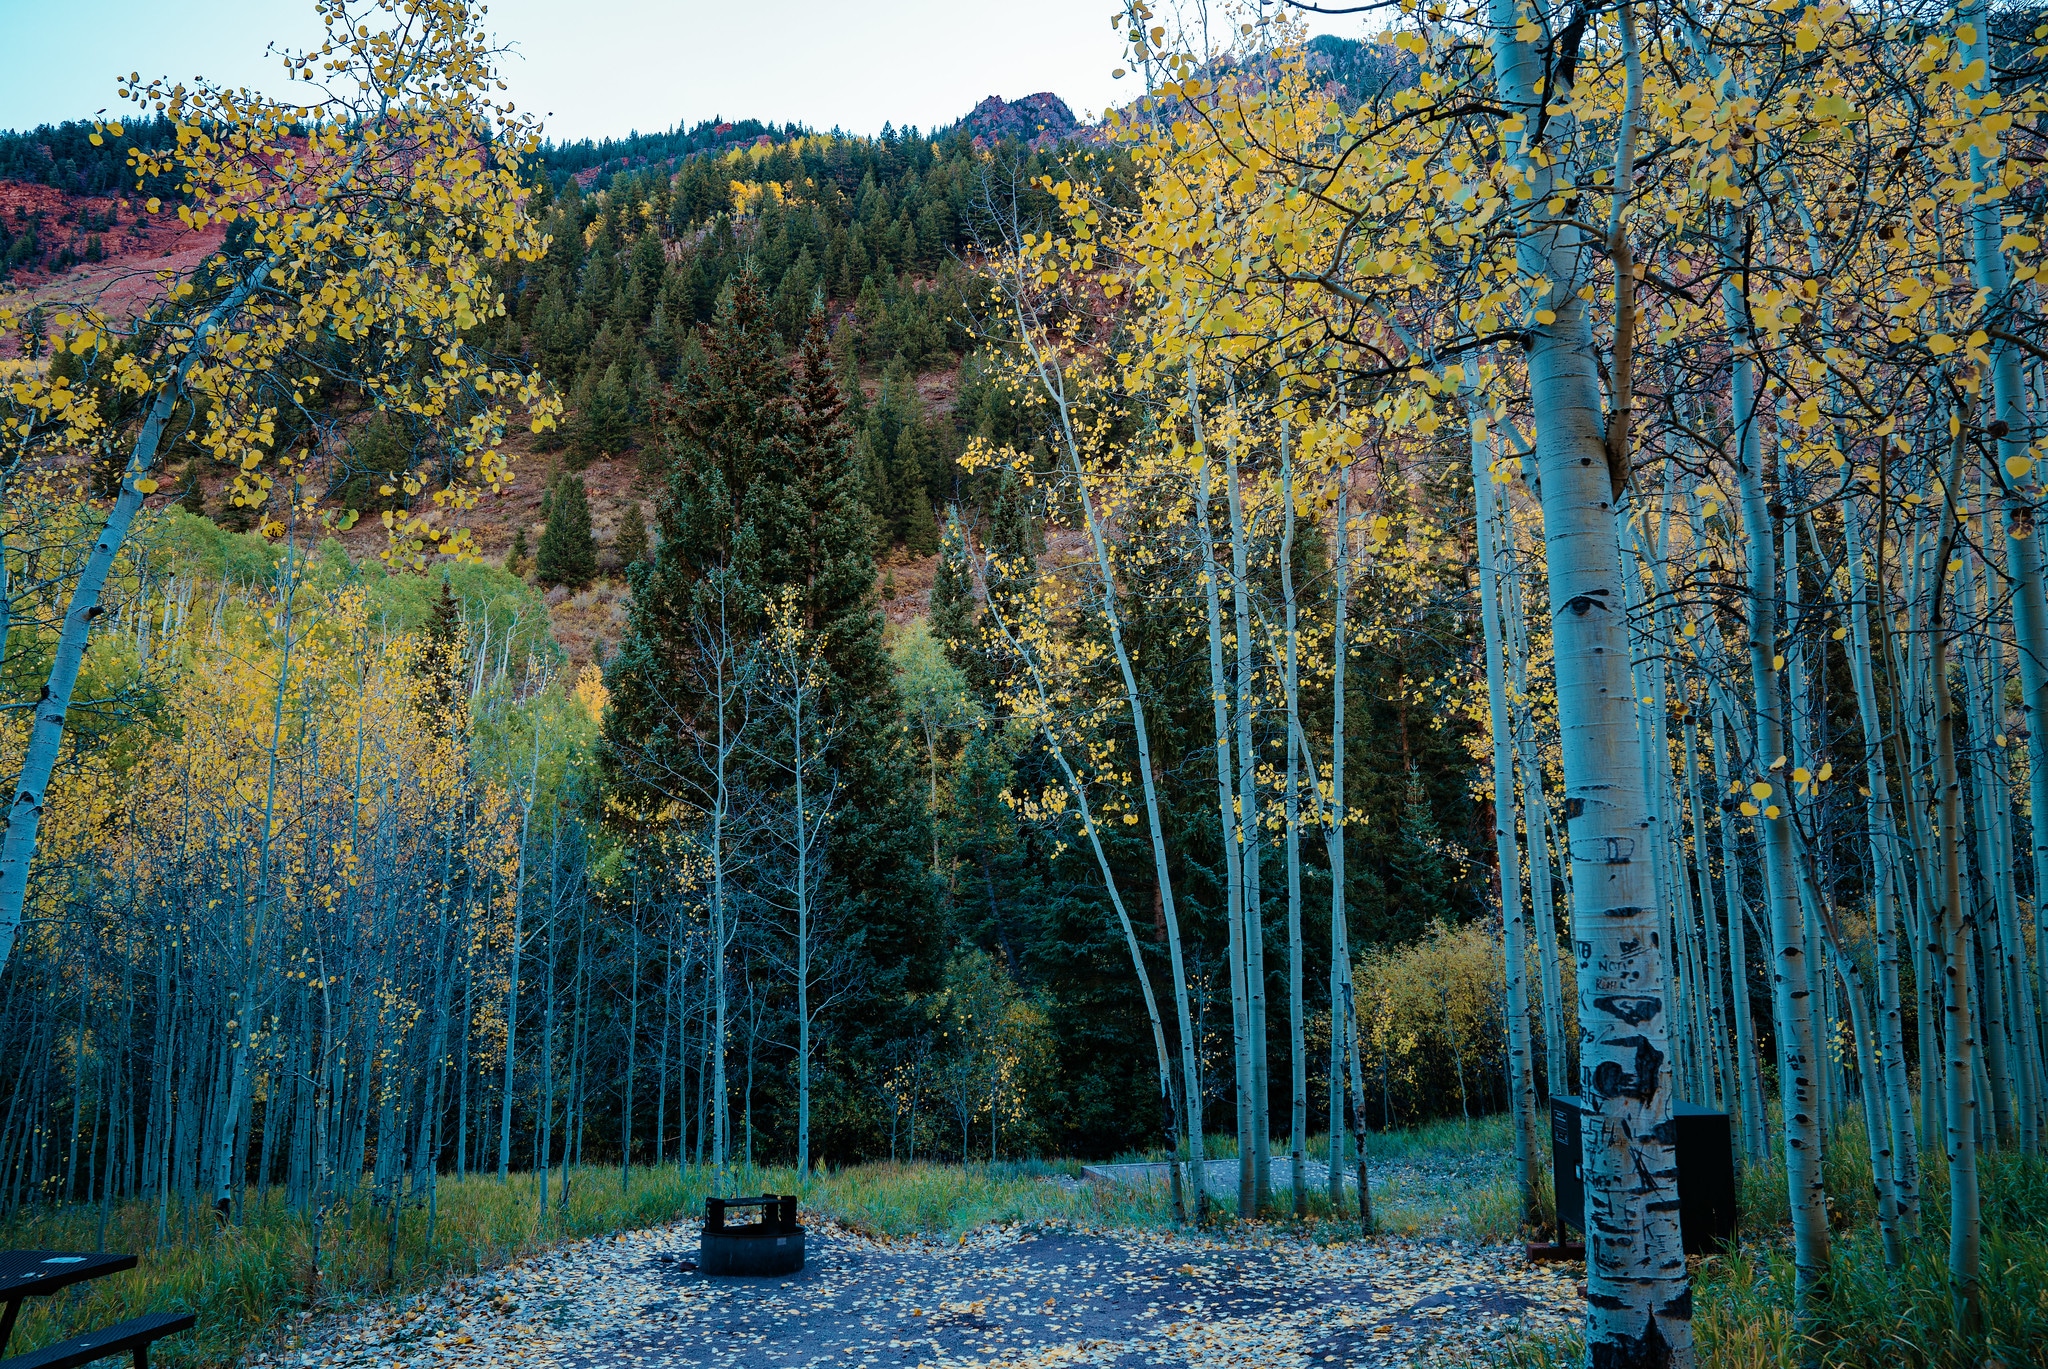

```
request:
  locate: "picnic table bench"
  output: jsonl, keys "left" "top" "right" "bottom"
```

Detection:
{"left": 0, "top": 1253, "right": 193, "bottom": 1369}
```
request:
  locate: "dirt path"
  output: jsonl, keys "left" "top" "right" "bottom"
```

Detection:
{"left": 257, "top": 1218, "right": 1582, "bottom": 1369}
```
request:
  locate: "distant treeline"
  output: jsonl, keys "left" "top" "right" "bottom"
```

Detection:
{"left": 0, "top": 114, "right": 180, "bottom": 196}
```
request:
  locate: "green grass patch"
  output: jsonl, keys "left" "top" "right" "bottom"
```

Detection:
{"left": 1490, "top": 1113, "right": 2048, "bottom": 1368}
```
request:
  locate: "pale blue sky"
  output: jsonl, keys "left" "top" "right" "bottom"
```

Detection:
{"left": 0, "top": 0, "right": 1358, "bottom": 143}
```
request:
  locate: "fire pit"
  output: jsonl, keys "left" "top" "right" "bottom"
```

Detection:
{"left": 700, "top": 1194, "right": 803, "bottom": 1276}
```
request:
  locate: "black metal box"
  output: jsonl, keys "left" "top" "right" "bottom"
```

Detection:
{"left": 1551, "top": 1095, "right": 1736, "bottom": 1255}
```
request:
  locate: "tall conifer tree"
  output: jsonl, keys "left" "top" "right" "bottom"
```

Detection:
{"left": 536, "top": 472, "right": 597, "bottom": 588}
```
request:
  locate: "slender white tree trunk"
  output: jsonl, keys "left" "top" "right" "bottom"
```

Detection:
{"left": 1473, "top": 419, "right": 1538, "bottom": 1227}
{"left": 1279, "top": 423, "right": 1308, "bottom": 1218}
{"left": 1190, "top": 383, "right": 1254, "bottom": 1218}
{"left": 1223, "top": 421, "right": 1271, "bottom": 1212}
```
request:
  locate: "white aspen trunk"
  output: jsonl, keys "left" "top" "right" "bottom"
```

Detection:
{"left": 1782, "top": 505, "right": 1841, "bottom": 1145}
{"left": 0, "top": 266, "right": 274, "bottom": 972}
{"left": 1485, "top": 1, "right": 1691, "bottom": 1355}
{"left": 1506, "top": 548, "right": 1571, "bottom": 1096}
{"left": 1013, "top": 310, "right": 1207, "bottom": 1211}
{"left": 1958, "top": 552, "right": 2026, "bottom": 1148}
{"left": 1930, "top": 444, "right": 1985, "bottom": 1332}
{"left": 1720, "top": 231, "right": 1830, "bottom": 1319}
{"left": 1967, "top": 1, "right": 2048, "bottom": 1148}
{"left": 500, "top": 707, "right": 541, "bottom": 1181}
{"left": 1191, "top": 408, "right": 1255, "bottom": 1219}
{"left": 1842, "top": 496, "right": 1923, "bottom": 1227}
{"left": 1973, "top": 499, "right": 2047, "bottom": 1152}
{"left": 1897, "top": 519, "right": 1952, "bottom": 1155}
{"left": 1677, "top": 702, "right": 1733, "bottom": 1114}
{"left": 1223, "top": 423, "right": 1271, "bottom": 1211}
{"left": 536, "top": 862, "right": 558, "bottom": 1226}
{"left": 622, "top": 923, "right": 639, "bottom": 1191}
{"left": 213, "top": 536, "right": 306, "bottom": 1219}
{"left": 1280, "top": 423, "right": 1308, "bottom": 1218}
{"left": 712, "top": 629, "right": 731, "bottom": 1175}
{"left": 981, "top": 586, "right": 1188, "bottom": 1221}
{"left": 1473, "top": 420, "right": 1538, "bottom": 1227}
{"left": 795, "top": 684, "right": 812, "bottom": 1183}
{"left": 1328, "top": 461, "right": 1366, "bottom": 1225}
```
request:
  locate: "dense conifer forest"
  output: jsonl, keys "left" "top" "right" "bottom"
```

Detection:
{"left": 4, "top": 3, "right": 2048, "bottom": 1366}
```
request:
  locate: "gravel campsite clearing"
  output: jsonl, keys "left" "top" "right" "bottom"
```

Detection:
{"left": 253, "top": 1217, "right": 1583, "bottom": 1369}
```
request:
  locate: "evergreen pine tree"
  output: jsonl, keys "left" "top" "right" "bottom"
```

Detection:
{"left": 177, "top": 459, "right": 207, "bottom": 516}
{"left": 570, "top": 360, "right": 633, "bottom": 466}
{"left": 614, "top": 500, "right": 649, "bottom": 570}
{"left": 778, "top": 303, "right": 939, "bottom": 1000}
{"left": 1388, "top": 767, "right": 1455, "bottom": 941}
{"left": 902, "top": 482, "right": 939, "bottom": 556}
{"left": 419, "top": 577, "right": 468, "bottom": 728}
{"left": 508, "top": 525, "right": 530, "bottom": 577}
{"left": 536, "top": 471, "right": 597, "bottom": 588}
{"left": 608, "top": 286, "right": 940, "bottom": 1118}
{"left": 983, "top": 467, "right": 1042, "bottom": 607}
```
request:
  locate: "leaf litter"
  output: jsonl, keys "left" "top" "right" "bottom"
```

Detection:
{"left": 251, "top": 1215, "right": 1583, "bottom": 1368}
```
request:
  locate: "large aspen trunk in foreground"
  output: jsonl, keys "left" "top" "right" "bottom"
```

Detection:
{"left": 1484, "top": 1, "right": 1690, "bottom": 1362}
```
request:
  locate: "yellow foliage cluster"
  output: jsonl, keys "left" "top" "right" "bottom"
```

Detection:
{"left": 2, "top": 0, "right": 561, "bottom": 566}
{"left": 1355, "top": 919, "right": 1571, "bottom": 1123}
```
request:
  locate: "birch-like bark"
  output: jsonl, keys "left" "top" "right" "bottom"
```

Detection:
{"left": 1009, "top": 284, "right": 1206, "bottom": 1210}
{"left": 1966, "top": 4, "right": 2048, "bottom": 1142}
{"left": 1327, "top": 458, "right": 1368, "bottom": 1226}
{"left": 1473, "top": 420, "right": 1538, "bottom": 1227}
{"left": 1842, "top": 496, "right": 1922, "bottom": 1228}
{"left": 1223, "top": 418, "right": 1271, "bottom": 1212}
{"left": 1505, "top": 542, "right": 1571, "bottom": 1096}
{"left": 499, "top": 704, "right": 541, "bottom": 1181}
{"left": 1484, "top": 2, "right": 1691, "bottom": 1356}
{"left": 1193, "top": 435, "right": 1255, "bottom": 1218}
{"left": 0, "top": 265, "right": 274, "bottom": 972}
{"left": 1719, "top": 212, "right": 1830, "bottom": 1315}
{"left": 1279, "top": 422, "right": 1308, "bottom": 1218}
{"left": 1930, "top": 415, "right": 1984, "bottom": 1334}
{"left": 981, "top": 581, "right": 1189, "bottom": 1221}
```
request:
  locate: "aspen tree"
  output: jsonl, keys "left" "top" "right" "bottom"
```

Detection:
{"left": 0, "top": 0, "right": 557, "bottom": 973}
{"left": 1471, "top": 392, "right": 1539, "bottom": 1227}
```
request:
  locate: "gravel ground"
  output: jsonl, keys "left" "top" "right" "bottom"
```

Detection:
{"left": 254, "top": 1216, "right": 1584, "bottom": 1369}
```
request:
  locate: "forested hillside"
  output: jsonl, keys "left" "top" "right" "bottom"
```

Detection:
{"left": 0, "top": 18, "right": 1500, "bottom": 1211}
{"left": 7, "top": 2, "right": 2048, "bottom": 1364}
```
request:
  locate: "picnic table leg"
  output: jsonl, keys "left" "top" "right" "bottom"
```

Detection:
{"left": 0, "top": 1293, "right": 21, "bottom": 1357}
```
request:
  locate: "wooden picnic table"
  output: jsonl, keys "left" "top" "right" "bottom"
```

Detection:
{"left": 0, "top": 1255, "right": 137, "bottom": 1359}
